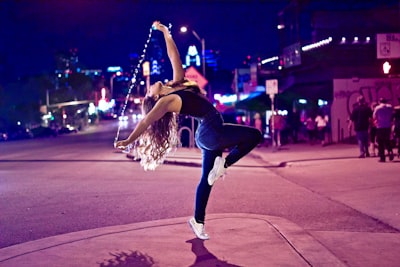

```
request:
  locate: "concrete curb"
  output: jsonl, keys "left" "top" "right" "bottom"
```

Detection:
{"left": 0, "top": 213, "right": 345, "bottom": 267}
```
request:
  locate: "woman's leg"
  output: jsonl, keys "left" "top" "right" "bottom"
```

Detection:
{"left": 376, "top": 128, "right": 385, "bottom": 161}
{"left": 217, "top": 124, "right": 262, "bottom": 167}
{"left": 383, "top": 128, "right": 393, "bottom": 159}
{"left": 194, "top": 149, "right": 222, "bottom": 224}
{"left": 356, "top": 131, "right": 364, "bottom": 156}
{"left": 276, "top": 129, "right": 281, "bottom": 146}
{"left": 370, "top": 127, "right": 377, "bottom": 156}
{"left": 397, "top": 131, "right": 400, "bottom": 156}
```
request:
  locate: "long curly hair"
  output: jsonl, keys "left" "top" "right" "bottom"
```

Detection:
{"left": 132, "top": 96, "right": 180, "bottom": 170}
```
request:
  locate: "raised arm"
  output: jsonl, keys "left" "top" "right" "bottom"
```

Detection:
{"left": 152, "top": 21, "right": 185, "bottom": 82}
{"left": 115, "top": 96, "right": 177, "bottom": 148}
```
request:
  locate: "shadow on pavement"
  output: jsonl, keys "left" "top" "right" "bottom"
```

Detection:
{"left": 98, "top": 250, "right": 156, "bottom": 266}
{"left": 186, "top": 238, "right": 242, "bottom": 267}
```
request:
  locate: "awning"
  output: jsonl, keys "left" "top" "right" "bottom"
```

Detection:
{"left": 235, "top": 81, "right": 332, "bottom": 112}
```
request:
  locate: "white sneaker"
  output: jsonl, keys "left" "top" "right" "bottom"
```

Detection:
{"left": 188, "top": 217, "right": 209, "bottom": 240}
{"left": 207, "top": 156, "right": 227, "bottom": 186}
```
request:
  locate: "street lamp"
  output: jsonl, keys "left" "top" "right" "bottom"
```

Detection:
{"left": 110, "top": 71, "right": 122, "bottom": 99}
{"left": 180, "top": 26, "right": 206, "bottom": 148}
{"left": 180, "top": 26, "right": 206, "bottom": 79}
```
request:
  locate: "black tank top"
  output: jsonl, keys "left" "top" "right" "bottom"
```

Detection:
{"left": 169, "top": 88, "right": 218, "bottom": 119}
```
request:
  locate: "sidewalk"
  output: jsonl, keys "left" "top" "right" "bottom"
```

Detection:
{"left": 0, "top": 213, "right": 345, "bottom": 267}
{"left": 1, "top": 142, "right": 398, "bottom": 266}
{"left": 250, "top": 142, "right": 362, "bottom": 165}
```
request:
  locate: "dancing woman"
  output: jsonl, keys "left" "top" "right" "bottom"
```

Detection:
{"left": 115, "top": 21, "right": 261, "bottom": 240}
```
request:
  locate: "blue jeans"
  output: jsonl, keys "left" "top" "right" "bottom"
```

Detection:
{"left": 356, "top": 130, "right": 369, "bottom": 156}
{"left": 376, "top": 127, "right": 393, "bottom": 160}
{"left": 193, "top": 111, "right": 262, "bottom": 223}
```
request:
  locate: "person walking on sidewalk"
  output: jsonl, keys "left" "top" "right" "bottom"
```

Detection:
{"left": 115, "top": 21, "right": 261, "bottom": 240}
{"left": 373, "top": 98, "right": 394, "bottom": 162}
{"left": 253, "top": 112, "right": 264, "bottom": 146}
{"left": 315, "top": 111, "right": 329, "bottom": 146}
{"left": 369, "top": 102, "right": 379, "bottom": 157}
{"left": 394, "top": 100, "right": 400, "bottom": 158}
{"left": 350, "top": 95, "right": 372, "bottom": 158}
{"left": 305, "top": 114, "right": 316, "bottom": 145}
{"left": 269, "top": 110, "right": 285, "bottom": 147}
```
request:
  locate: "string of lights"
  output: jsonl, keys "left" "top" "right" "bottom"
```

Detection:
{"left": 114, "top": 23, "right": 172, "bottom": 149}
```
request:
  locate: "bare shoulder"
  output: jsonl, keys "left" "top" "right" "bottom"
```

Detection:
{"left": 158, "top": 94, "right": 182, "bottom": 113}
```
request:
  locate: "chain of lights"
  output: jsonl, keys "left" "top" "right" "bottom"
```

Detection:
{"left": 114, "top": 23, "right": 172, "bottom": 148}
{"left": 301, "top": 37, "right": 333, "bottom": 52}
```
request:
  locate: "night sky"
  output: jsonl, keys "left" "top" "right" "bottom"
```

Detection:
{"left": 2, "top": 0, "right": 397, "bottom": 79}
{"left": 1, "top": 0, "right": 289, "bottom": 77}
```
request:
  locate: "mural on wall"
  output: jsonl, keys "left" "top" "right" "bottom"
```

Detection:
{"left": 331, "top": 78, "right": 400, "bottom": 142}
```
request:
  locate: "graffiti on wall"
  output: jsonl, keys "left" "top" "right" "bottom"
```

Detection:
{"left": 331, "top": 78, "right": 400, "bottom": 142}
{"left": 334, "top": 80, "right": 400, "bottom": 117}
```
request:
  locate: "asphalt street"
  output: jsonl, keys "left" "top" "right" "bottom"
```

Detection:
{"left": 0, "top": 121, "right": 399, "bottom": 266}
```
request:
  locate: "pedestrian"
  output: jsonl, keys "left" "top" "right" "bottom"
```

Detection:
{"left": 115, "top": 21, "right": 261, "bottom": 240}
{"left": 315, "top": 111, "right": 329, "bottom": 146}
{"left": 253, "top": 112, "right": 264, "bottom": 146}
{"left": 305, "top": 114, "right": 316, "bottom": 145}
{"left": 393, "top": 101, "right": 400, "bottom": 158}
{"left": 269, "top": 110, "right": 285, "bottom": 147}
{"left": 349, "top": 95, "right": 372, "bottom": 158}
{"left": 373, "top": 98, "right": 394, "bottom": 162}
{"left": 369, "top": 102, "right": 378, "bottom": 157}
{"left": 289, "top": 108, "right": 301, "bottom": 143}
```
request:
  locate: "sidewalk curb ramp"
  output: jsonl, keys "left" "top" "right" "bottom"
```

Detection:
{"left": 0, "top": 213, "right": 345, "bottom": 267}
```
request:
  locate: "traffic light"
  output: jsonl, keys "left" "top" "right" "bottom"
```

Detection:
{"left": 383, "top": 61, "right": 391, "bottom": 74}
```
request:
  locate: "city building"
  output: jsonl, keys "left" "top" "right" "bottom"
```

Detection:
{"left": 256, "top": 0, "right": 400, "bottom": 143}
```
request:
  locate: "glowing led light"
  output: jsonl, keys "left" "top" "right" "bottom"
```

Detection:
{"left": 302, "top": 37, "right": 332, "bottom": 52}
{"left": 318, "top": 99, "right": 328, "bottom": 106}
{"left": 118, "top": 115, "right": 128, "bottom": 121}
{"left": 114, "top": 23, "right": 172, "bottom": 145}
{"left": 180, "top": 26, "right": 188, "bottom": 33}
{"left": 88, "top": 103, "right": 96, "bottom": 115}
{"left": 261, "top": 56, "right": 279, "bottom": 65}
{"left": 214, "top": 94, "right": 238, "bottom": 104}
{"left": 107, "top": 66, "right": 123, "bottom": 72}
{"left": 277, "top": 24, "right": 285, "bottom": 30}
{"left": 383, "top": 61, "right": 391, "bottom": 74}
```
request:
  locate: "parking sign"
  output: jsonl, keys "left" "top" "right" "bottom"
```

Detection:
{"left": 266, "top": 79, "right": 278, "bottom": 95}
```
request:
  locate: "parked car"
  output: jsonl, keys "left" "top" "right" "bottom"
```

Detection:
{"left": 30, "top": 126, "right": 58, "bottom": 138}
{"left": 6, "top": 125, "right": 33, "bottom": 140}
{"left": 57, "top": 124, "right": 78, "bottom": 134}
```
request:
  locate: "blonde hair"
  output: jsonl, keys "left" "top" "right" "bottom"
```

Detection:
{"left": 132, "top": 96, "right": 180, "bottom": 170}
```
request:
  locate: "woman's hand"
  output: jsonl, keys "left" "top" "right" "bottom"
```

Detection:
{"left": 152, "top": 21, "right": 169, "bottom": 34}
{"left": 114, "top": 139, "right": 130, "bottom": 150}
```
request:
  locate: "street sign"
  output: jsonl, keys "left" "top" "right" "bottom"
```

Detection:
{"left": 185, "top": 66, "right": 208, "bottom": 89}
{"left": 266, "top": 79, "right": 278, "bottom": 96}
{"left": 377, "top": 33, "right": 400, "bottom": 59}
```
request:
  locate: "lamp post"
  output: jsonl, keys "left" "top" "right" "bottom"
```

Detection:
{"left": 110, "top": 71, "right": 122, "bottom": 99}
{"left": 192, "top": 30, "right": 206, "bottom": 80}
{"left": 180, "top": 26, "right": 206, "bottom": 148}
{"left": 110, "top": 74, "right": 116, "bottom": 100}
